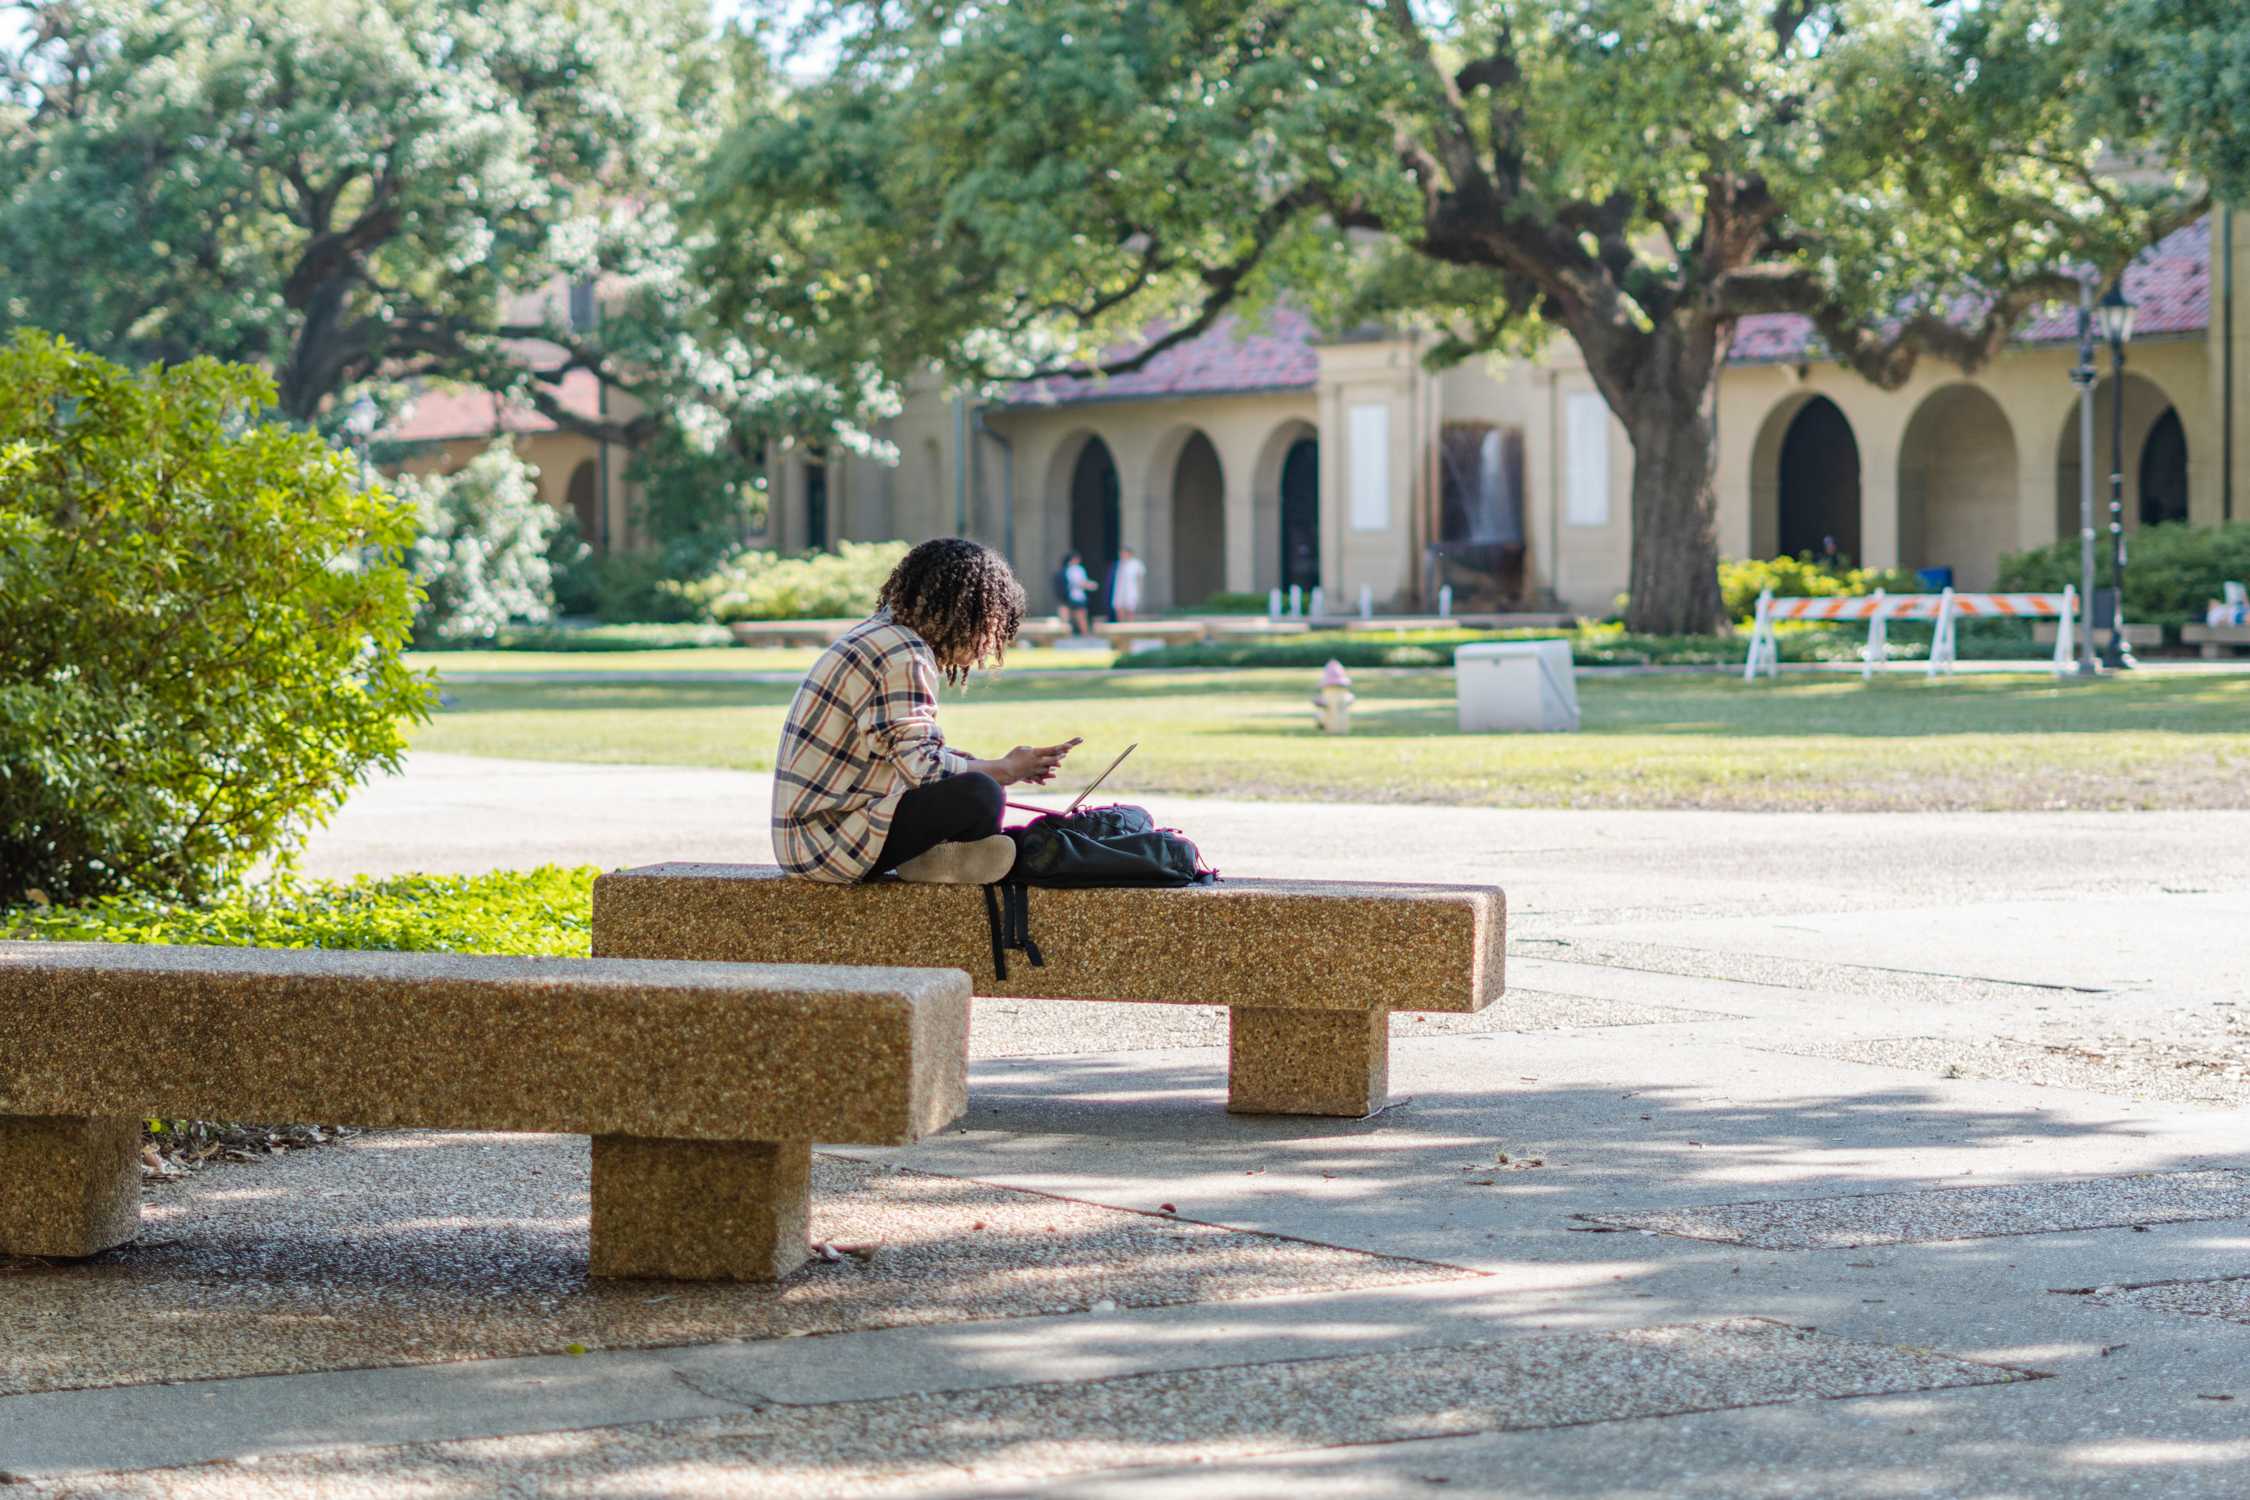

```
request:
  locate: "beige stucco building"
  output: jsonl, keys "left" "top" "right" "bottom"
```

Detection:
{"left": 388, "top": 211, "right": 2247, "bottom": 618}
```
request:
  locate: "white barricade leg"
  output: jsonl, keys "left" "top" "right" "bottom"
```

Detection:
{"left": 1744, "top": 591, "right": 1776, "bottom": 682}
{"left": 1928, "top": 589, "right": 1958, "bottom": 678}
{"left": 2053, "top": 588, "right": 2076, "bottom": 675}
{"left": 1862, "top": 590, "right": 1887, "bottom": 680}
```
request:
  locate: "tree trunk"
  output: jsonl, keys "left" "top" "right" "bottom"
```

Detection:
{"left": 1618, "top": 365, "right": 1726, "bottom": 636}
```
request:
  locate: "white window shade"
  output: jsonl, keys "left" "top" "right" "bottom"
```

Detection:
{"left": 1348, "top": 403, "right": 1390, "bottom": 532}
{"left": 1565, "top": 393, "right": 1611, "bottom": 527}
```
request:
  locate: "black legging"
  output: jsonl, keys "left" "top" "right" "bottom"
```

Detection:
{"left": 868, "top": 772, "right": 1005, "bottom": 876}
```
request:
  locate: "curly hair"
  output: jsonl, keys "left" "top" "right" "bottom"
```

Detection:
{"left": 877, "top": 537, "right": 1026, "bottom": 684}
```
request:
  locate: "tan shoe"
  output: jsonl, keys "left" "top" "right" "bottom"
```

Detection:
{"left": 893, "top": 833, "right": 1017, "bottom": 885}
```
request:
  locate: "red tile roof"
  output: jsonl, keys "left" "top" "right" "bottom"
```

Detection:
{"left": 1003, "top": 307, "right": 1323, "bottom": 406}
{"left": 387, "top": 218, "right": 2211, "bottom": 430}
{"left": 1729, "top": 214, "right": 2211, "bottom": 365}
{"left": 380, "top": 367, "right": 602, "bottom": 444}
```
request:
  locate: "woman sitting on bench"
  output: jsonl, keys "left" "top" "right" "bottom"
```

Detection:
{"left": 772, "top": 537, "right": 1077, "bottom": 884}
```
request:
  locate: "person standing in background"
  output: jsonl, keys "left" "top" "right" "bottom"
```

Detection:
{"left": 1111, "top": 545, "right": 1146, "bottom": 622}
{"left": 1054, "top": 550, "right": 1093, "bottom": 636}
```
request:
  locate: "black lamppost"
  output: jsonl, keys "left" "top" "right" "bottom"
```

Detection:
{"left": 2095, "top": 283, "right": 2136, "bottom": 669}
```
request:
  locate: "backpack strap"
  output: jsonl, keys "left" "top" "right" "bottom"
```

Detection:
{"left": 981, "top": 880, "right": 1044, "bottom": 983}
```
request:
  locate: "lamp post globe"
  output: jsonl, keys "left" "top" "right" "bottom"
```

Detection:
{"left": 2097, "top": 284, "right": 2135, "bottom": 670}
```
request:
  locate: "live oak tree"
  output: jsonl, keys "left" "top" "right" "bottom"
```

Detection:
{"left": 700, "top": 0, "right": 2217, "bottom": 631}
{"left": 0, "top": 0, "right": 879, "bottom": 562}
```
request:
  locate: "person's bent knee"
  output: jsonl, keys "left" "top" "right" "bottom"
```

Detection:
{"left": 959, "top": 770, "right": 1004, "bottom": 825}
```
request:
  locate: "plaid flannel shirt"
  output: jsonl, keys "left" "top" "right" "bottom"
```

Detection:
{"left": 771, "top": 611, "right": 974, "bottom": 882}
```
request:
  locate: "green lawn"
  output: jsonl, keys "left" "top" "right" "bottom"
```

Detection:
{"left": 409, "top": 669, "right": 2250, "bottom": 812}
{"left": 406, "top": 645, "right": 1116, "bottom": 675}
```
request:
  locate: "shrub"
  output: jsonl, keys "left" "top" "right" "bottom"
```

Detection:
{"left": 547, "top": 514, "right": 599, "bottom": 616}
{"left": 1193, "top": 591, "right": 1275, "bottom": 615}
{"left": 1998, "top": 522, "right": 2250, "bottom": 627}
{"left": 1, "top": 866, "right": 596, "bottom": 956}
{"left": 588, "top": 551, "right": 709, "bottom": 623}
{"left": 401, "top": 440, "right": 561, "bottom": 643}
{"left": 682, "top": 539, "right": 911, "bottom": 622}
{"left": 0, "top": 332, "right": 430, "bottom": 907}
{"left": 484, "top": 621, "right": 737, "bottom": 651}
{"left": 1718, "top": 555, "right": 1920, "bottom": 623}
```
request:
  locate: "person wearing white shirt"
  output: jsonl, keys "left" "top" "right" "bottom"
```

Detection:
{"left": 1110, "top": 546, "right": 1146, "bottom": 621}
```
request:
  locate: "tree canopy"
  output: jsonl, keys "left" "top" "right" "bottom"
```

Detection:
{"left": 0, "top": 0, "right": 885, "bottom": 563}
{"left": 701, "top": 0, "right": 2225, "bottom": 630}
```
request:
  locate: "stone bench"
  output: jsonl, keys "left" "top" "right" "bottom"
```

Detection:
{"left": 593, "top": 866, "right": 1504, "bottom": 1118}
{"left": 727, "top": 618, "right": 859, "bottom": 648}
{"left": 2182, "top": 623, "right": 2250, "bottom": 658}
{"left": 0, "top": 942, "right": 969, "bottom": 1281}
{"left": 1092, "top": 620, "right": 1211, "bottom": 647}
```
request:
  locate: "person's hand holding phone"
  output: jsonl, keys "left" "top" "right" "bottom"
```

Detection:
{"left": 1000, "top": 737, "right": 1081, "bottom": 786}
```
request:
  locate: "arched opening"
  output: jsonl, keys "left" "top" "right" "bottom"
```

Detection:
{"left": 1435, "top": 422, "right": 1527, "bottom": 604}
{"left": 1249, "top": 420, "right": 1317, "bottom": 595}
{"left": 2055, "top": 372, "right": 2181, "bottom": 540}
{"left": 1749, "top": 393, "right": 1862, "bottom": 561}
{"left": 1168, "top": 432, "right": 1226, "bottom": 609}
{"left": 565, "top": 459, "right": 599, "bottom": 547}
{"left": 1900, "top": 384, "right": 2017, "bottom": 590}
{"left": 1279, "top": 438, "right": 1320, "bottom": 593}
{"left": 2139, "top": 408, "right": 2189, "bottom": 526}
{"left": 1068, "top": 436, "right": 1121, "bottom": 613}
{"left": 803, "top": 447, "right": 829, "bottom": 551}
{"left": 1778, "top": 398, "right": 1861, "bottom": 562}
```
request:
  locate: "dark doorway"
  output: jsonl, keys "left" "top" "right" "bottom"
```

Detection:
{"left": 1069, "top": 438, "right": 1121, "bottom": 610}
{"left": 1778, "top": 397, "right": 1861, "bottom": 562}
{"left": 804, "top": 449, "right": 828, "bottom": 550}
{"left": 2140, "top": 407, "right": 2188, "bottom": 526}
{"left": 566, "top": 460, "right": 600, "bottom": 547}
{"left": 1279, "top": 438, "right": 1319, "bottom": 592}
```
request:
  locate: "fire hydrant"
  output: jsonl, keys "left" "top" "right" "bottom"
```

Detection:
{"left": 1311, "top": 659, "right": 1355, "bottom": 734}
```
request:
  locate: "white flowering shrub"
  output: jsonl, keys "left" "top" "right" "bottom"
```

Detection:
{"left": 402, "top": 441, "right": 562, "bottom": 643}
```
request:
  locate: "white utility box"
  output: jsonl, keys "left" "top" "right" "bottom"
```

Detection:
{"left": 1454, "top": 640, "right": 1581, "bottom": 733}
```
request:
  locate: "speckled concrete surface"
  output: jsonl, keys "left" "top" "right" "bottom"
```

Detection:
{"left": 10, "top": 758, "right": 2241, "bottom": 1495}
{"left": 1582, "top": 1170, "right": 2250, "bottom": 1249}
{"left": 1786, "top": 1033, "right": 2250, "bottom": 1110}
{"left": 2096, "top": 1275, "right": 2250, "bottom": 1326}
{"left": 14, "top": 1319, "right": 2031, "bottom": 1499}
{"left": 0, "top": 1132, "right": 1465, "bottom": 1398}
{"left": 967, "top": 990, "right": 1715, "bottom": 1059}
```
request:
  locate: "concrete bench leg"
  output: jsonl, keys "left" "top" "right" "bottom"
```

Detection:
{"left": 1227, "top": 1009, "right": 1390, "bottom": 1118}
{"left": 0, "top": 1115, "right": 142, "bottom": 1259}
{"left": 589, "top": 1136, "right": 812, "bottom": 1281}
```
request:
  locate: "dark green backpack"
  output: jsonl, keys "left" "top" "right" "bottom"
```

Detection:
{"left": 982, "top": 804, "right": 1216, "bottom": 978}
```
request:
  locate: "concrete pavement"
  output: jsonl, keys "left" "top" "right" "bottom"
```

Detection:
{"left": 6, "top": 754, "right": 2249, "bottom": 1496}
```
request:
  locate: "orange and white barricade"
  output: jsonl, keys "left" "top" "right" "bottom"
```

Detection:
{"left": 1744, "top": 587, "right": 2078, "bottom": 681}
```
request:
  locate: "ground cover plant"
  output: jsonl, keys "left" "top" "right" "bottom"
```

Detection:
{"left": 408, "top": 670, "right": 2250, "bottom": 814}
{"left": 0, "top": 866, "right": 596, "bottom": 956}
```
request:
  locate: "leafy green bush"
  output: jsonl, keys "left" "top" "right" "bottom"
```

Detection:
{"left": 680, "top": 539, "right": 910, "bottom": 622}
{"left": 1, "top": 867, "right": 597, "bottom": 956}
{"left": 547, "top": 514, "right": 599, "bottom": 616}
{"left": 1718, "top": 555, "right": 1920, "bottom": 623}
{"left": 402, "top": 440, "right": 561, "bottom": 643}
{"left": 590, "top": 551, "right": 709, "bottom": 623}
{"left": 0, "top": 332, "right": 430, "bottom": 907}
{"left": 1192, "top": 591, "right": 1275, "bottom": 615}
{"left": 1999, "top": 522, "right": 2250, "bottom": 627}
